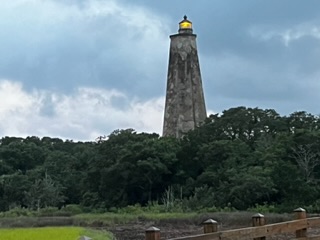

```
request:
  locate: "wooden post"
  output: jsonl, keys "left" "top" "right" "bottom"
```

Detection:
{"left": 203, "top": 219, "right": 218, "bottom": 233}
{"left": 145, "top": 227, "right": 160, "bottom": 240}
{"left": 294, "top": 207, "right": 307, "bottom": 238}
{"left": 252, "top": 213, "right": 265, "bottom": 240}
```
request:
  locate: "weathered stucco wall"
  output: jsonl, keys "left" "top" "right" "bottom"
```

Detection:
{"left": 163, "top": 32, "right": 207, "bottom": 138}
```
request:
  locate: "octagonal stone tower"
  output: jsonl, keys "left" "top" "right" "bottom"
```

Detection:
{"left": 163, "top": 16, "right": 207, "bottom": 138}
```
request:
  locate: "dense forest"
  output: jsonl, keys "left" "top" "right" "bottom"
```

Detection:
{"left": 1, "top": 106, "right": 320, "bottom": 213}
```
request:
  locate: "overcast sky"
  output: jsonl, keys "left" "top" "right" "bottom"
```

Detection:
{"left": 1, "top": 0, "right": 320, "bottom": 140}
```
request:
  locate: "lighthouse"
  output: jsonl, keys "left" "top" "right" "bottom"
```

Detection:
{"left": 163, "top": 16, "right": 207, "bottom": 138}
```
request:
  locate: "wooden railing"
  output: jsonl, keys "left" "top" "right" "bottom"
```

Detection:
{"left": 145, "top": 208, "right": 320, "bottom": 240}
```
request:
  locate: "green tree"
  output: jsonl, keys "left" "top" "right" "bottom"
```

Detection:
{"left": 25, "top": 174, "right": 65, "bottom": 210}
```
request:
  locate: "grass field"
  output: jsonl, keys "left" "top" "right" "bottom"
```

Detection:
{"left": 0, "top": 227, "right": 113, "bottom": 240}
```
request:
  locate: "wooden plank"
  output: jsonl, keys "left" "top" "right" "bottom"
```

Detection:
{"left": 220, "top": 219, "right": 307, "bottom": 239}
{"left": 308, "top": 236, "right": 320, "bottom": 240}
{"left": 266, "top": 219, "right": 307, "bottom": 234}
{"left": 219, "top": 226, "right": 266, "bottom": 240}
{"left": 308, "top": 217, "right": 320, "bottom": 228}
{"left": 309, "top": 236, "right": 320, "bottom": 240}
{"left": 296, "top": 237, "right": 320, "bottom": 240}
{"left": 168, "top": 232, "right": 220, "bottom": 240}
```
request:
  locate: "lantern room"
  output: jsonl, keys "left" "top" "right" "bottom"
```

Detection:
{"left": 179, "top": 15, "right": 193, "bottom": 34}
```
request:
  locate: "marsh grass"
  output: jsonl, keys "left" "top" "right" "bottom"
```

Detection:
{"left": 0, "top": 211, "right": 293, "bottom": 229}
{"left": 73, "top": 212, "right": 199, "bottom": 226}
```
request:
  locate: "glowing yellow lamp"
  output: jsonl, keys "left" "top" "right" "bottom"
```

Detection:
{"left": 180, "top": 21, "right": 192, "bottom": 29}
{"left": 179, "top": 15, "right": 192, "bottom": 30}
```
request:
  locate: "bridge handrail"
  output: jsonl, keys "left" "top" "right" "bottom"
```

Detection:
{"left": 145, "top": 208, "right": 320, "bottom": 240}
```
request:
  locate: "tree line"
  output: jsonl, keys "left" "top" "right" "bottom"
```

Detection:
{"left": 0, "top": 106, "right": 320, "bottom": 212}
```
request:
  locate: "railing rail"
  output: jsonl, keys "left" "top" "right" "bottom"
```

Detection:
{"left": 145, "top": 208, "right": 320, "bottom": 240}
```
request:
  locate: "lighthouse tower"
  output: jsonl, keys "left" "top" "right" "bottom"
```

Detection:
{"left": 163, "top": 16, "right": 207, "bottom": 138}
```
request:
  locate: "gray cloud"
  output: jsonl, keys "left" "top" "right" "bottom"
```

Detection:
{"left": 0, "top": 0, "right": 169, "bottom": 96}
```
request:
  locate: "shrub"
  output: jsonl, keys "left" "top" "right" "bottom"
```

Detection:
{"left": 247, "top": 203, "right": 277, "bottom": 213}
{"left": 117, "top": 204, "right": 143, "bottom": 214}
{"left": 0, "top": 207, "right": 36, "bottom": 217}
{"left": 39, "top": 207, "right": 71, "bottom": 217}
{"left": 63, "top": 204, "right": 83, "bottom": 215}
